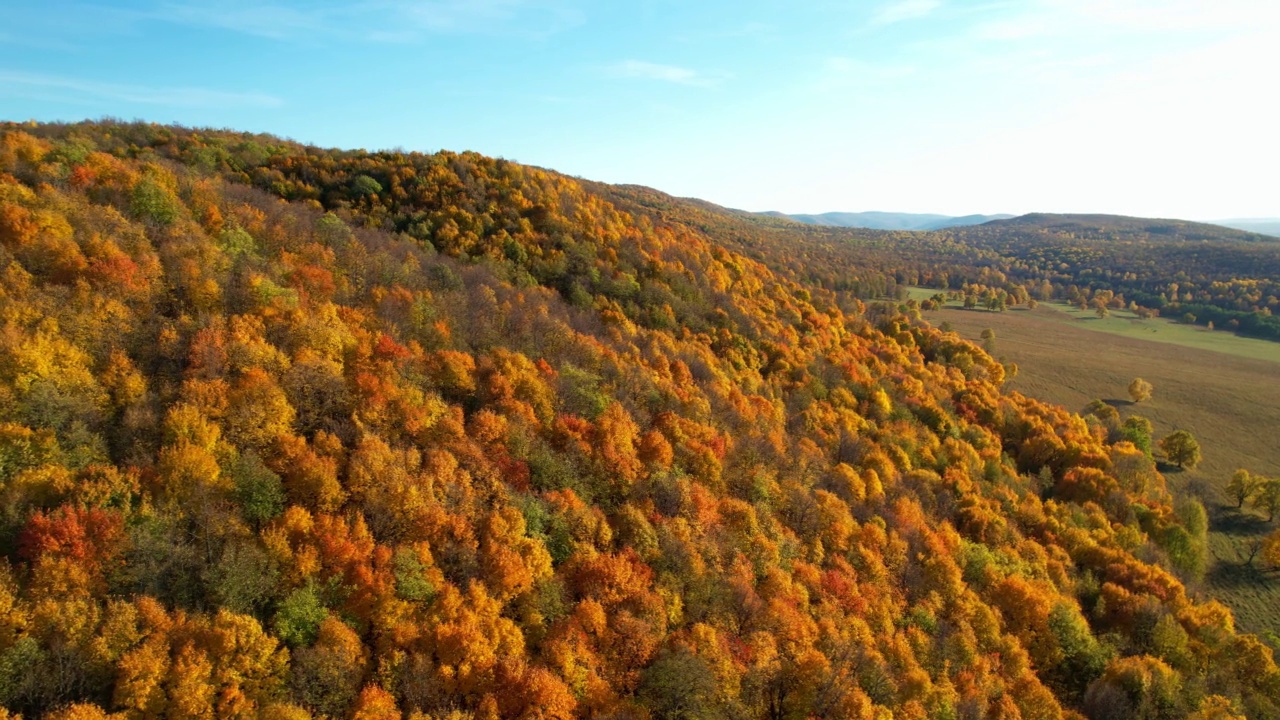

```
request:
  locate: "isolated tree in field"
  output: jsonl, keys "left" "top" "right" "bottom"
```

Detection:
{"left": 1128, "top": 378, "right": 1153, "bottom": 403}
{"left": 1252, "top": 478, "right": 1280, "bottom": 522}
{"left": 1159, "top": 430, "right": 1201, "bottom": 469}
{"left": 980, "top": 328, "right": 995, "bottom": 352}
{"left": 1262, "top": 529, "right": 1280, "bottom": 569}
{"left": 1226, "top": 469, "right": 1263, "bottom": 509}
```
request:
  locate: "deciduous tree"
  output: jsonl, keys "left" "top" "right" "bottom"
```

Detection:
{"left": 1226, "top": 469, "right": 1263, "bottom": 509}
{"left": 1251, "top": 478, "right": 1280, "bottom": 523}
{"left": 1159, "top": 430, "right": 1201, "bottom": 469}
{"left": 1128, "top": 378, "right": 1153, "bottom": 403}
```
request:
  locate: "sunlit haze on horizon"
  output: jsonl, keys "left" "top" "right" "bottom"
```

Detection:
{"left": 2, "top": 0, "right": 1277, "bottom": 220}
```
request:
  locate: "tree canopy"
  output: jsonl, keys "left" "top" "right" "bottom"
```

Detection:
{"left": 1160, "top": 430, "right": 1203, "bottom": 469}
{"left": 0, "top": 121, "right": 1276, "bottom": 720}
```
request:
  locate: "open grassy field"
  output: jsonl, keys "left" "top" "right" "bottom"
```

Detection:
{"left": 913, "top": 297, "right": 1280, "bottom": 636}
{"left": 1038, "top": 302, "right": 1280, "bottom": 364}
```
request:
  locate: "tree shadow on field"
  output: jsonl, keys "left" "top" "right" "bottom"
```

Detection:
{"left": 1213, "top": 507, "right": 1272, "bottom": 538}
{"left": 1207, "top": 560, "right": 1277, "bottom": 589}
{"left": 1180, "top": 475, "right": 1212, "bottom": 499}
{"left": 1103, "top": 398, "right": 1134, "bottom": 408}
{"left": 1206, "top": 508, "right": 1278, "bottom": 592}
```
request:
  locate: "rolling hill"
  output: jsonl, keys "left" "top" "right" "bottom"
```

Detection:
{"left": 1, "top": 120, "right": 1279, "bottom": 719}
{"left": 979, "top": 213, "right": 1278, "bottom": 243}
{"left": 764, "top": 209, "right": 1279, "bottom": 242}
{"left": 761, "top": 210, "right": 1013, "bottom": 231}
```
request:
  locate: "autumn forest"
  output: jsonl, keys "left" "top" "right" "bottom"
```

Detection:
{"left": 0, "top": 121, "right": 1278, "bottom": 720}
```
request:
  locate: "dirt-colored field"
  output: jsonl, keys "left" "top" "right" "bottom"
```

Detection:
{"left": 921, "top": 301, "right": 1280, "bottom": 636}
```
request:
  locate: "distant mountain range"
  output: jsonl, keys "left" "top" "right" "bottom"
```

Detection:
{"left": 1215, "top": 219, "right": 1280, "bottom": 236}
{"left": 760, "top": 210, "right": 1280, "bottom": 237}
{"left": 975, "top": 213, "right": 1278, "bottom": 243}
{"left": 758, "top": 211, "right": 1015, "bottom": 231}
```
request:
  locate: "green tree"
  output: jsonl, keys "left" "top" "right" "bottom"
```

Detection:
{"left": 1045, "top": 602, "right": 1110, "bottom": 701}
{"left": 231, "top": 451, "right": 286, "bottom": 529}
{"left": 350, "top": 174, "right": 383, "bottom": 197}
{"left": 1119, "top": 416, "right": 1154, "bottom": 455}
{"left": 1226, "top": 469, "right": 1263, "bottom": 509}
{"left": 209, "top": 540, "right": 280, "bottom": 615}
{"left": 130, "top": 177, "right": 181, "bottom": 226}
{"left": 392, "top": 547, "right": 435, "bottom": 603}
{"left": 639, "top": 648, "right": 723, "bottom": 720}
{"left": 274, "top": 586, "right": 329, "bottom": 646}
{"left": 1159, "top": 430, "right": 1201, "bottom": 469}
{"left": 1085, "top": 399, "right": 1120, "bottom": 429}
{"left": 1251, "top": 478, "right": 1280, "bottom": 522}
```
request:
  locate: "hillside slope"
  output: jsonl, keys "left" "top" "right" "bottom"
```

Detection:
{"left": 981, "top": 213, "right": 1276, "bottom": 244}
{"left": 0, "top": 122, "right": 1277, "bottom": 719}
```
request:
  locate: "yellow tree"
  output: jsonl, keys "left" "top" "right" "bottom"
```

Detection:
{"left": 1252, "top": 478, "right": 1280, "bottom": 522}
{"left": 1226, "top": 469, "right": 1263, "bottom": 509}
{"left": 290, "top": 616, "right": 369, "bottom": 718}
{"left": 1128, "top": 378, "right": 1153, "bottom": 403}
{"left": 1261, "top": 529, "right": 1280, "bottom": 569}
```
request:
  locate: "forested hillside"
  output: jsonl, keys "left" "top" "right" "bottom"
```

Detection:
{"left": 0, "top": 121, "right": 1277, "bottom": 720}
{"left": 942, "top": 217, "right": 1280, "bottom": 340}
{"left": 597, "top": 188, "right": 1280, "bottom": 344}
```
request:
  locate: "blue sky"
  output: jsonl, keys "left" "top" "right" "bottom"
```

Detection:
{"left": 2, "top": 0, "right": 1277, "bottom": 219}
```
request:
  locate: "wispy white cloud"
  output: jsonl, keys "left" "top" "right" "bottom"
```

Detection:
{"left": 606, "top": 60, "right": 727, "bottom": 87}
{"left": 870, "top": 0, "right": 942, "bottom": 26}
{"left": 0, "top": 5, "right": 139, "bottom": 49}
{"left": 148, "top": 0, "right": 583, "bottom": 41}
{"left": 0, "top": 70, "right": 283, "bottom": 108}
{"left": 152, "top": 3, "right": 328, "bottom": 39}
{"left": 396, "top": 0, "right": 537, "bottom": 31}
